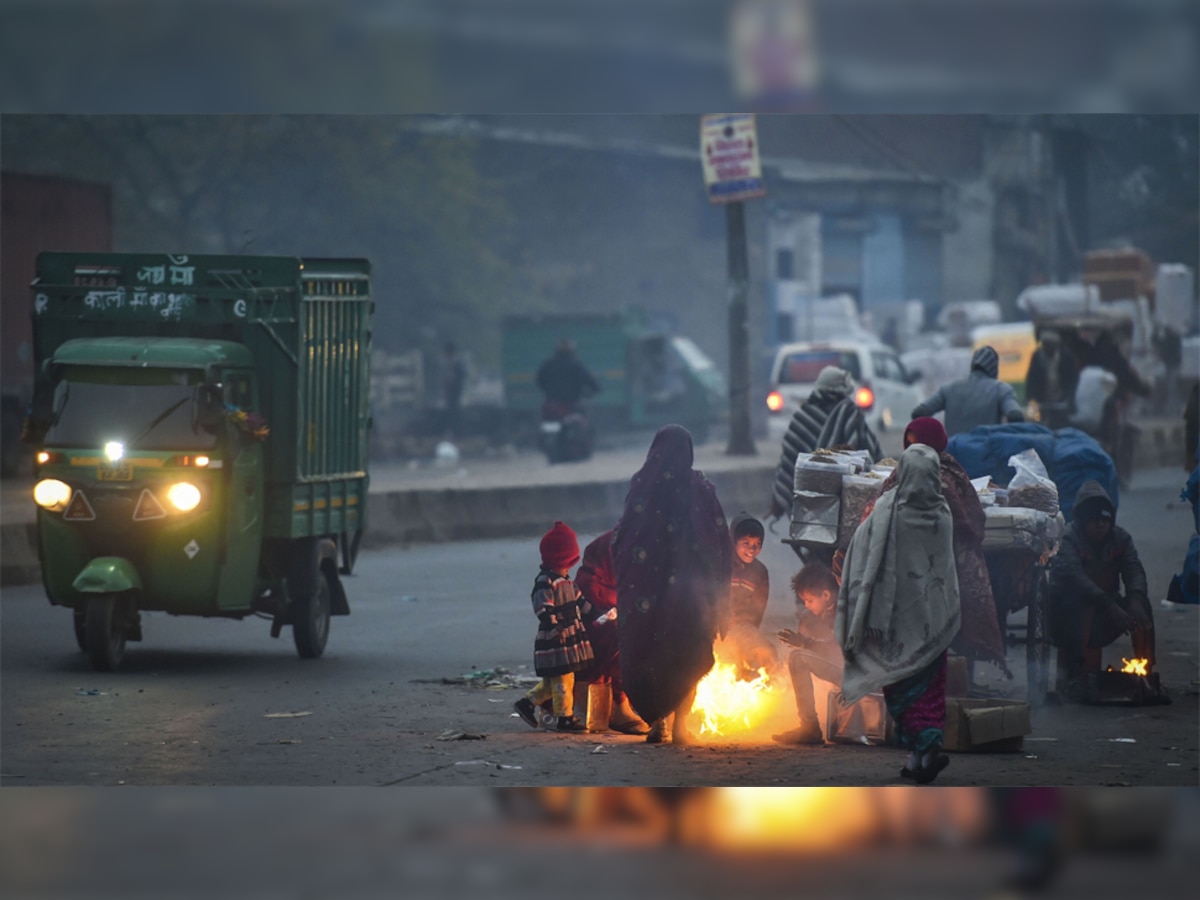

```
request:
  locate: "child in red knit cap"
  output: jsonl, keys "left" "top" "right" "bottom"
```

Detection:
{"left": 513, "top": 521, "right": 596, "bottom": 732}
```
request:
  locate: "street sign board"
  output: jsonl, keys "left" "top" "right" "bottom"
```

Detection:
{"left": 701, "top": 113, "right": 767, "bottom": 204}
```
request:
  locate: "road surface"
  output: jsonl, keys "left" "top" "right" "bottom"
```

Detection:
{"left": 2, "top": 466, "right": 1195, "bottom": 787}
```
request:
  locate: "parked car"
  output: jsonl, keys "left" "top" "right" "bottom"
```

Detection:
{"left": 765, "top": 340, "right": 924, "bottom": 438}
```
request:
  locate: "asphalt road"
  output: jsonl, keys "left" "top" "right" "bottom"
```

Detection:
{"left": 2, "top": 466, "right": 1196, "bottom": 787}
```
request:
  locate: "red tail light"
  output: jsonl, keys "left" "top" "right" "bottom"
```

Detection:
{"left": 854, "top": 385, "right": 875, "bottom": 409}
{"left": 766, "top": 390, "right": 785, "bottom": 413}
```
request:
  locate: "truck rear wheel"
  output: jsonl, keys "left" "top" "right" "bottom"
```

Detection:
{"left": 293, "top": 570, "right": 332, "bottom": 659}
{"left": 86, "top": 594, "right": 127, "bottom": 672}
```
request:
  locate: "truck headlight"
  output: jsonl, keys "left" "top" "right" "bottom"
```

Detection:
{"left": 165, "top": 482, "right": 202, "bottom": 512}
{"left": 34, "top": 479, "right": 72, "bottom": 511}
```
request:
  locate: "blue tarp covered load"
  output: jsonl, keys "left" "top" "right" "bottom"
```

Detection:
{"left": 1052, "top": 428, "right": 1121, "bottom": 522}
{"left": 946, "top": 423, "right": 1118, "bottom": 521}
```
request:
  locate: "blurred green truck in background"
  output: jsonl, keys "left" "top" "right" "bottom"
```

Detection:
{"left": 501, "top": 311, "right": 727, "bottom": 444}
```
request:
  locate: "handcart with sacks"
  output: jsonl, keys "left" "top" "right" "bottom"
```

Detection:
{"left": 784, "top": 445, "right": 1064, "bottom": 706}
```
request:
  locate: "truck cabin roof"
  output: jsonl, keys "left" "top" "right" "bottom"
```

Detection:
{"left": 51, "top": 336, "right": 255, "bottom": 370}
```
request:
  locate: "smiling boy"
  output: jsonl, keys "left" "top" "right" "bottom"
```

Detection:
{"left": 723, "top": 513, "right": 778, "bottom": 678}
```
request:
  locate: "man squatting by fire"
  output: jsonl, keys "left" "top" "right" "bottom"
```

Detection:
{"left": 1049, "top": 480, "right": 1166, "bottom": 703}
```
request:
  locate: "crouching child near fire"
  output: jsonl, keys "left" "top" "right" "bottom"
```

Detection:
{"left": 513, "top": 521, "right": 597, "bottom": 732}
{"left": 1048, "top": 481, "right": 1166, "bottom": 703}
{"left": 773, "top": 561, "right": 843, "bottom": 746}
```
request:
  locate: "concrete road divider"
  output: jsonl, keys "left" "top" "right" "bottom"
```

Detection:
{"left": 0, "top": 463, "right": 776, "bottom": 586}
{"left": 362, "top": 466, "right": 774, "bottom": 548}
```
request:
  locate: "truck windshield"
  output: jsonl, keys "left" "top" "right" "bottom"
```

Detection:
{"left": 44, "top": 371, "right": 219, "bottom": 451}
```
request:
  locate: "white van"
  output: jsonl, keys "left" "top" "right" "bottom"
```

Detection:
{"left": 765, "top": 339, "right": 925, "bottom": 437}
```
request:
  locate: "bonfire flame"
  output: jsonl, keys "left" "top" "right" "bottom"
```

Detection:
{"left": 1120, "top": 657, "right": 1150, "bottom": 676}
{"left": 691, "top": 661, "right": 778, "bottom": 737}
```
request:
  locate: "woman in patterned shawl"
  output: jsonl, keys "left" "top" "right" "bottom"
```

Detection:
{"left": 861, "top": 416, "right": 1010, "bottom": 677}
{"left": 613, "top": 425, "right": 732, "bottom": 744}
{"left": 837, "top": 443, "right": 961, "bottom": 784}
{"left": 768, "top": 366, "right": 883, "bottom": 520}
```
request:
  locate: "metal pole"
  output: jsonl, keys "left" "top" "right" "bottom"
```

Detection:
{"left": 1041, "top": 114, "right": 1058, "bottom": 283}
{"left": 725, "top": 200, "right": 756, "bottom": 456}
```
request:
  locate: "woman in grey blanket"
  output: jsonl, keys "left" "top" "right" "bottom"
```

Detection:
{"left": 836, "top": 443, "right": 961, "bottom": 784}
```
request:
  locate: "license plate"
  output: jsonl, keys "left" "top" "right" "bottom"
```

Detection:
{"left": 98, "top": 462, "right": 133, "bottom": 481}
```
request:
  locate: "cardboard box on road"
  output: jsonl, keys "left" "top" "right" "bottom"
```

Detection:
{"left": 943, "top": 697, "right": 1031, "bottom": 752}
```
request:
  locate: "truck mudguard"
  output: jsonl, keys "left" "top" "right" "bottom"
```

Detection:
{"left": 287, "top": 537, "right": 349, "bottom": 616}
{"left": 71, "top": 556, "right": 143, "bottom": 595}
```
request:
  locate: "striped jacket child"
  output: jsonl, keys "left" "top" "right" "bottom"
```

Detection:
{"left": 513, "top": 521, "right": 596, "bottom": 732}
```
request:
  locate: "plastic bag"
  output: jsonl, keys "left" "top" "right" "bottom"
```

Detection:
{"left": 790, "top": 490, "right": 841, "bottom": 546}
{"left": 1006, "top": 448, "right": 1059, "bottom": 515}
{"left": 826, "top": 691, "right": 893, "bottom": 745}
{"left": 1070, "top": 366, "right": 1116, "bottom": 432}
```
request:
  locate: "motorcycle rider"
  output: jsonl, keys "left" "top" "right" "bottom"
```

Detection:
{"left": 536, "top": 338, "right": 600, "bottom": 461}
{"left": 536, "top": 338, "right": 600, "bottom": 421}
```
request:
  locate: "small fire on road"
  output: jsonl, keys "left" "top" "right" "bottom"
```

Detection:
{"left": 1120, "top": 657, "right": 1150, "bottom": 676}
{"left": 690, "top": 658, "right": 784, "bottom": 739}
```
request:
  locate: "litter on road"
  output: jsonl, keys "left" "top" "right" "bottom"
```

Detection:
{"left": 420, "top": 667, "right": 541, "bottom": 688}
{"left": 437, "top": 729, "right": 486, "bottom": 741}
{"left": 263, "top": 711, "right": 312, "bottom": 719}
{"left": 453, "top": 759, "right": 522, "bottom": 770}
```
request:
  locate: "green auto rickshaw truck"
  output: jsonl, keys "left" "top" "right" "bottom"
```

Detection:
{"left": 25, "top": 252, "right": 372, "bottom": 670}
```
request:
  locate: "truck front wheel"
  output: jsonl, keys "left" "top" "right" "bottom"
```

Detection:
{"left": 86, "top": 594, "right": 127, "bottom": 672}
{"left": 293, "top": 570, "right": 332, "bottom": 659}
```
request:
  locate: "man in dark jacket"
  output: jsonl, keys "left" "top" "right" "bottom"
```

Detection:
{"left": 1025, "top": 330, "right": 1079, "bottom": 430}
{"left": 1048, "top": 480, "right": 1157, "bottom": 701}
{"left": 535, "top": 338, "right": 600, "bottom": 413}
{"left": 912, "top": 345, "right": 1025, "bottom": 437}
